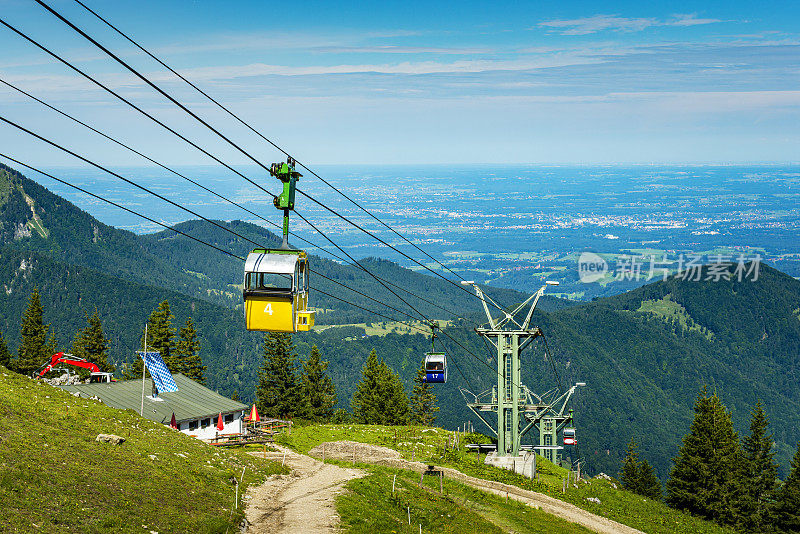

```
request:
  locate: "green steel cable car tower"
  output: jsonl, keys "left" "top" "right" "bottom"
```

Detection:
{"left": 461, "top": 281, "right": 585, "bottom": 464}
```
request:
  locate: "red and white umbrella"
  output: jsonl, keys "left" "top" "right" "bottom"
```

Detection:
{"left": 217, "top": 412, "right": 224, "bottom": 431}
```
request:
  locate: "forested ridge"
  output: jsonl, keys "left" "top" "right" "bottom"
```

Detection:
{"left": 2, "top": 163, "right": 800, "bottom": 480}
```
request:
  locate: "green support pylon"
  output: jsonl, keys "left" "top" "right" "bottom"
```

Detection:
{"left": 462, "top": 281, "right": 584, "bottom": 463}
{"left": 487, "top": 330, "right": 534, "bottom": 455}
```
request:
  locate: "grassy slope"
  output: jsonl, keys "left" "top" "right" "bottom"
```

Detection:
{"left": 279, "top": 424, "right": 734, "bottom": 534}
{"left": 337, "top": 465, "right": 593, "bottom": 534}
{"left": 0, "top": 368, "right": 287, "bottom": 533}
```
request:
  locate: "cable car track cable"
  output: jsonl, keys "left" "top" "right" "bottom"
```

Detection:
{"left": 71, "top": 0, "right": 479, "bottom": 289}
{"left": 310, "top": 288, "right": 430, "bottom": 336}
{"left": 0, "top": 153, "right": 246, "bottom": 261}
{"left": 0, "top": 115, "right": 268, "bottom": 251}
{"left": 293, "top": 210, "right": 431, "bottom": 323}
{"left": 0, "top": 153, "right": 433, "bottom": 335}
{"left": 0, "top": 116, "right": 436, "bottom": 333}
{"left": 34, "top": 0, "right": 276, "bottom": 179}
{"left": 0, "top": 17, "right": 279, "bottom": 202}
{"left": 309, "top": 270, "right": 425, "bottom": 323}
{"left": 0, "top": 21, "right": 475, "bottom": 322}
{"left": 29, "top": 2, "right": 511, "bottom": 316}
{"left": 0, "top": 75, "right": 470, "bottom": 322}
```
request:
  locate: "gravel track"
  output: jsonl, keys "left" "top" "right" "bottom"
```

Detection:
{"left": 244, "top": 444, "right": 364, "bottom": 534}
{"left": 307, "top": 440, "right": 643, "bottom": 534}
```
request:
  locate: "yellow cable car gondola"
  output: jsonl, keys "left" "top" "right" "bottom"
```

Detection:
{"left": 243, "top": 248, "right": 314, "bottom": 332}
{"left": 243, "top": 157, "right": 315, "bottom": 332}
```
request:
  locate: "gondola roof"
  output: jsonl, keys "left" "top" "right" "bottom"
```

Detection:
{"left": 244, "top": 250, "right": 301, "bottom": 274}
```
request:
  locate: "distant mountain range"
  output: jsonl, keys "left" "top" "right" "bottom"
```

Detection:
{"left": 2, "top": 162, "right": 799, "bottom": 479}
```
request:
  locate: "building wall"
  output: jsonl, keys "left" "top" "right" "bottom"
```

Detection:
{"left": 177, "top": 410, "right": 243, "bottom": 440}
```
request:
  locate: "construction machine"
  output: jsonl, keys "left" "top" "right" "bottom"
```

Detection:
{"left": 35, "top": 352, "right": 114, "bottom": 383}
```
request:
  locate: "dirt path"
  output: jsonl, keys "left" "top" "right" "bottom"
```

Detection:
{"left": 308, "top": 440, "right": 643, "bottom": 534}
{"left": 244, "top": 444, "right": 364, "bottom": 534}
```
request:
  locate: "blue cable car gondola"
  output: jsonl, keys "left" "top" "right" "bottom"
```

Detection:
{"left": 422, "top": 323, "right": 447, "bottom": 384}
{"left": 424, "top": 352, "right": 447, "bottom": 383}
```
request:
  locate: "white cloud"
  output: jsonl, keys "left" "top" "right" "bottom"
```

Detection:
{"left": 538, "top": 13, "right": 722, "bottom": 35}
{"left": 538, "top": 15, "right": 658, "bottom": 35}
{"left": 312, "top": 45, "right": 494, "bottom": 55}
{"left": 668, "top": 14, "right": 723, "bottom": 27}
{"left": 159, "top": 55, "right": 603, "bottom": 81}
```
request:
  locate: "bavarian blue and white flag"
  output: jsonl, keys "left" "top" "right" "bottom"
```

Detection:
{"left": 137, "top": 351, "right": 179, "bottom": 393}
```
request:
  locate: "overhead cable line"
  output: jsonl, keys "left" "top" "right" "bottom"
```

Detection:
{"left": 35, "top": 0, "right": 276, "bottom": 178}
{"left": 0, "top": 153, "right": 431, "bottom": 334}
{"left": 293, "top": 209, "right": 431, "bottom": 323}
{"left": 0, "top": 17, "right": 278, "bottom": 201}
{"left": 0, "top": 16, "right": 474, "bottom": 322}
{"left": 72, "top": 0, "right": 471, "bottom": 286}
{"left": 310, "top": 288, "right": 429, "bottom": 336}
{"left": 0, "top": 115, "right": 431, "bottom": 331}
{"left": 0, "top": 153, "right": 245, "bottom": 261}
{"left": 541, "top": 334, "right": 564, "bottom": 392}
{"left": 309, "top": 269, "right": 425, "bottom": 324}
{"left": 0, "top": 76, "right": 469, "bottom": 321}
{"left": 37, "top": 1, "right": 508, "bottom": 315}
{"left": 0, "top": 114, "right": 266, "bottom": 251}
{"left": 295, "top": 185, "right": 510, "bottom": 315}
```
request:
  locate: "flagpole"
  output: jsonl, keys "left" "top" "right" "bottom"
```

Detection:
{"left": 141, "top": 323, "right": 147, "bottom": 416}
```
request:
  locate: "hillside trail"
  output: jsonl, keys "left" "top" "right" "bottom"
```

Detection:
{"left": 307, "top": 440, "right": 643, "bottom": 534}
{"left": 244, "top": 444, "right": 364, "bottom": 534}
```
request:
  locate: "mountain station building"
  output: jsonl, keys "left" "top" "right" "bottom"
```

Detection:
{"left": 59, "top": 373, "right": 246, "bottom": 440}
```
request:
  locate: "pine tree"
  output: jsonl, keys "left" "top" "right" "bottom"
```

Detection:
{"left": 145, "top": 300, "right": 176, "bottom": 368}
{"left": 638, "top": 460, "right": 663, "bottom": 500}
{"left": 300, "top": 345, "right": 336, "bottom": 422}
{"left": 409, "top": 359, "right": 439, "bottom": 426}
{"left": 775, "top": 441, "right": 800, "bottom": 533}
{"left": 0, "top": 330, "right": 11, "bottom": 369}
{"left": 174, "top": 318, "right": 205, "bottom": 383}
{"left": 351, "top": 349, "right": 409, "bottom": 425}
{"left": 620, "top": 439, "right": 643, "bottom": 493}
{"left": 666, "top": 388, "right": 743, "bottom": 524}
{"left": 737, "top": 402, "right": 778, "bottom": 532}
{"left": 231, "top": 390, "right": 240, "bottom": 402}
{"left": 72, "top": 309, "right": 114, "bottom": 373}
{"left": 352, "top": 349, "right": 382, "bottom": 424}
{"left": 15, "top": 287, "right": 57, "bottom": 375}
{"left": 255, "top": 333, "right": 303, "bottom": 419}
{"left": 619, "top": 439, "right": 661, "bottom": 499}
{"left": 128, "top": 300, "right": 176, "bottom": 378}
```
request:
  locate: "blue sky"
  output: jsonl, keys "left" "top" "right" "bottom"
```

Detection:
{"left": 0, "top": 0, "right": 798, "bottom": 165}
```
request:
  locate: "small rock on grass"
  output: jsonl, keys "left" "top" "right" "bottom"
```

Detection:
{"left": 96, "top": 433, "right": 125, "bottom": 445}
